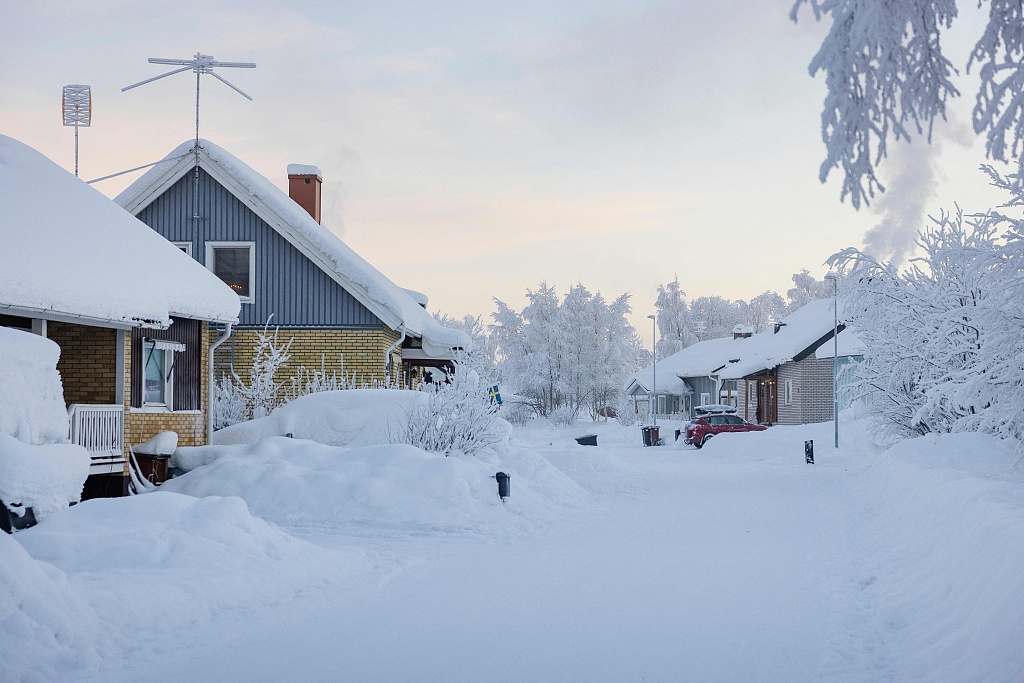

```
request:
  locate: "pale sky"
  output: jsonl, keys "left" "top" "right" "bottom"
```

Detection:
{"left": 0, "top": 2, "right": 1010, "bottom": 343}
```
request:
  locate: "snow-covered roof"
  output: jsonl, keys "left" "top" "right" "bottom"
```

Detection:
{"left": 626, "top": 368, "right": 691, "bottom": 396}
{"left": 626, "top": 335, "right": 751, "bottom": 395}
{"left": 815, "top": 327, "right": 864, "bottom": 359}
{"left": 0, "top": 135, "right": 240, "bottom": 327}
{"left": 116, "top": 140, "right": 469, "bottom": 356}
{"left": 719, "top": 299, "right": 846, "bottom": 380}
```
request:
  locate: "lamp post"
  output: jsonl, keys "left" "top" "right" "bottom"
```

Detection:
{"left": 647, "top": 314, "right": 657, "bottom": 426}
{"left": 824, "top": 273, "right": 839, "bottom": 449}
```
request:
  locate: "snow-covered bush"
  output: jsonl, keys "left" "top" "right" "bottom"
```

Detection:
{"left": 233, "top": 322, "right": 293, "bottom": 419}
{"left": 502, "top": 401, "right": 535, "bottom": 427}
{"left": 396, "top": 362, "right": 506, "bottom": 456}
{"left": 212, "top": 377, "right": 248, "bottom": 431}
{"left": 616, "top": 408, "right": 638, "bottom": 427}
{"left": 549, "top": 405, "right": 577, "bottom": 427}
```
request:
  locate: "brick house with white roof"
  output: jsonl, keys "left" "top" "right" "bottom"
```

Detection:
{"left": 0, "top": 135, "right": 240, "bottom": 496}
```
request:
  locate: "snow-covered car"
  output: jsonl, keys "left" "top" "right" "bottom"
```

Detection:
{"left": 692, "top": 404, "right": 737, "bottom": 417}
{"left": 683, "top": 413, "right": 766, "bottom": 448}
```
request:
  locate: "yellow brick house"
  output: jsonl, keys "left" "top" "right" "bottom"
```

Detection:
{"left": 0, "top": 135, "right": 240, "bottom": 497}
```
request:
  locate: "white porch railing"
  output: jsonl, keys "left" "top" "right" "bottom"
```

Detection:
{"left": 68, "top": 404, "right": 125, "bottom": 475}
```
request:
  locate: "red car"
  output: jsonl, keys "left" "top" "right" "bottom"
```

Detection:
{"left": 683, "top": 409, "right": 766, "bottom": 448}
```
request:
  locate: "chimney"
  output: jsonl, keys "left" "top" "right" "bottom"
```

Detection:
{"left": 287, "top": 164, "right": 322, "bottom": 224}
{"left": 732, "top": 324, "right": 754, "bottom": 340}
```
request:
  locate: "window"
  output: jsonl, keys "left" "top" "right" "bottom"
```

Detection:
{"left": 700, "top": 393, "right": 711, "bottom": 406}
{"left": 784, "top": 379, "right": 794, "bottom": 405}
{"left": 141, "top": 338, "right": 183, "bottom": 408}
{"left": 173, "top": 241, "right": 193, "bottom": 257}
{"left": 206, "top": 242, "right": 255, "bottom": 302}
{"left": 658, "top": 395, "right": 666, "bottom": 414}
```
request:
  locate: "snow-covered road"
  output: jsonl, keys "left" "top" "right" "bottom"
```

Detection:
{"left": 11, "top": 421, "right": 1024, "bottom": 682}
{"left": 92, "top": 433, "right": 862, "bottom": 682}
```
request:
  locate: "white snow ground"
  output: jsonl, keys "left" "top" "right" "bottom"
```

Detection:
{"left": 4, "top": 418, "right": 1024, "bottom": 682}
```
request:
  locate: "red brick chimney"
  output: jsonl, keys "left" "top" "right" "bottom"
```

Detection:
{"left": 287, "top": 164, "right": 322, "bottom": 224}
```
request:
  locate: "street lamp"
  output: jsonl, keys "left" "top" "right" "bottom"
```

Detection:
{"left": 647, "top": 314, "right": 657, "bottom": 427}
{"left": 824, "top": 272, "right": 839, "bottom": 448}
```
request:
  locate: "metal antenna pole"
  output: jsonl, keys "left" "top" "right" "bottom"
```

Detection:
{"left": 194, "top": 69, "right": 201, "bottom": 219}
{"left": 74, "top": 125, "right": 79, "bottom": 177}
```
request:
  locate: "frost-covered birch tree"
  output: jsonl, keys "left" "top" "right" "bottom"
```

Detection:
{"left": 793, "top": 0, "right": 1024, "bottom": 206}
{"left": 490, "top": 282, "right": 646, "bottom": 420}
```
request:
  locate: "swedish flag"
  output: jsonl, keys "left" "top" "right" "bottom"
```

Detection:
{"left": 488, "top": 385, "right": 502, "bottom": 405}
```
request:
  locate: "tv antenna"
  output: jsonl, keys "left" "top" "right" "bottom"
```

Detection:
{"left": 122, "top": 53, "right": 255, "bottom": 218}
{"left": 62, "top": 84, "right": 91, "bottom": 177}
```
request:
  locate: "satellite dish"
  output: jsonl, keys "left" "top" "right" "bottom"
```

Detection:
{"left": 122, "top": 53, "right": 256, "bottom": 218}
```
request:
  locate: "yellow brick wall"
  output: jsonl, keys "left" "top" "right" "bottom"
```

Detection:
{"left": 123, "top": 323, "right": 211, "bottom": 468}
{"left": 49, "top": 322, "right": 118, "bottom": 406}
{"left": 213, "top": 327, "right": 403, "bottom": 388}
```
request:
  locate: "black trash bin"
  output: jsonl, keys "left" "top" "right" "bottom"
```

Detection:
{"left": 575, "top": 434, "right": 598, "bottom": 446}
{"left": 641, "top": 425, "right": 661, "bottom": 447}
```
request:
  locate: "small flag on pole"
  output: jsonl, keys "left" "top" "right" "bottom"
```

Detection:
{"left": 488, "top": 385, "right": 502, "bottom": 405}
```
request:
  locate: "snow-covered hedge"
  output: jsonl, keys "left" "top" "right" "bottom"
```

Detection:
{"left": 212, "top": 389, "right": 426, "bottom": 448}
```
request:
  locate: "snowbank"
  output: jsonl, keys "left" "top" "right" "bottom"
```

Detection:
{"left": 163, "top": 437, "right": 588, "bottom": 536}
{"left": 0, "top": 531, "right": 102, "bottom": 683}
{"left": 12, "top": 492, "right": 363, "bottom": 678}
{"left": 0, "top": 326, "right": 69, "bottom": 445}
{"left": 824, "top": 432, "right": 1024, "bottom": 681}
{"left": 0, "top": 433, "right": 89, "bottom": 519}
{"left": 211, "top": 389, "right": 426, "bottom": 447}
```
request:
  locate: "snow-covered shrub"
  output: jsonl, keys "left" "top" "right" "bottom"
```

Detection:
{"left": 287, "top": 354, "right": 362, "bottom": 399}
{"left": 396, "top": 362, "right": 506, "bottom": 456}
{"left": 233, "top": 322, "right": 293, "bottom": 419}
{"left": 502, "top": 401, "right": 535, "bottom": 427}
{"left": 616, "top": 408, "right": 638, "bottom": 427}
{"left": 212, "top": 376, "right": 248, "bottom": 431}
{"left": 549, "top": 405, "right": 577, "bottom": 427}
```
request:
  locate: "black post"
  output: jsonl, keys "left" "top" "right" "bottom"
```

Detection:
{"left": 495, "top": 472, "right": 510, "bottom": 499}
{"left": 805, "top": 439, "right": 814, "bottom": 464}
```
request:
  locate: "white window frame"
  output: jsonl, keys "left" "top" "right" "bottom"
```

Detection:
{"left": 205, "top": 241, "right": 256, "bottom": 303}
{"left": 173, "top": 241, "right": 193, "bottom": 257}
{"left": 658, "top": 395, "right": 666, "bottom": 414}
{"left": 141, "top": 339, "right": 183, "bottom": 411}
{"left": 700, "top": 392, "right": 711, "bottom": 406}
{"left": 784, "top": 379, "right": 794, "bottom": 405}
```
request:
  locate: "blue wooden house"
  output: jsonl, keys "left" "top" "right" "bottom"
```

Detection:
{"left": 116, "top": 140, "right": 468, "bottom": 387}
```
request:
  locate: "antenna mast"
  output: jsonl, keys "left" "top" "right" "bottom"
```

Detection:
{"left": 62, "top": 85, "right": 92, "bottom": 177}
{"left": 122, "top": 53, "right": 255, "bottom": 218}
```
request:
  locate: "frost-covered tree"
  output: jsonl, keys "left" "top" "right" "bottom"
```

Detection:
{"left": 829, "top": 203, "right": 1024, "bottom": 445}
{"left": 793, "top": 0, "right": 1024, "bottom": 206}
{"left": 654, "top": 275, "right": 697, "bottom": 356}
{"left": 490, "top": 282, "right": 646, "bottom": 419}
{"left": 786, "top": 269, "right": 833, "bottom": 311}
{"left": 689, "top": 296, "right": 744, "bottom": 342}
{"left": 743, "top": 291, "right": 788, "bottom": 332}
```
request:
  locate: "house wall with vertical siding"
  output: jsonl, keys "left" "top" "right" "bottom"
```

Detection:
{"left": 123, "top": 321, "right": 211, "bottom": 466}
{"left": 135, "top": 169, "right": 384, "bottom": 330}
